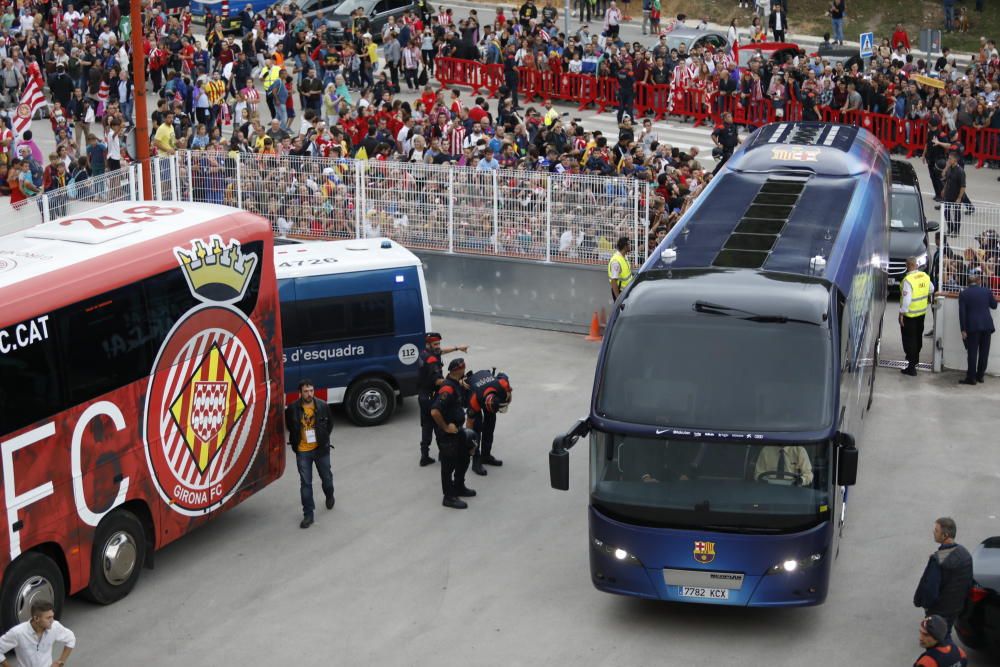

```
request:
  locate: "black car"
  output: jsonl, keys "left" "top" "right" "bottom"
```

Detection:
{"left": 298, "top": 0, "right": 432, "bottom": 42}
{"left": 956, "top": 537, "right": 1000, "bottom": 657}
{"left": 887, "top": 160, "right": 939, "bottom": 288}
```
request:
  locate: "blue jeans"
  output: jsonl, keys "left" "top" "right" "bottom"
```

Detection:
{"left": 831, "top": 17, "right": 844, "bottom": 42}
{"left": 296, "top": 447, "right": 334, "bottom": 517}
{"left": 944, "top": 4, "right": 955, "bottom": 30}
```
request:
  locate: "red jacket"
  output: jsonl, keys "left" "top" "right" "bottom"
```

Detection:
{"left": 891, "top": 29, "right": 911, "bottom": 51}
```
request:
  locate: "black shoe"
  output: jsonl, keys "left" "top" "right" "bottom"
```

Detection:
{"left": 419, "top": 455, "right": 436, "bottom": 467}
{"left": 483, "top": 455, "right": 504, "bottom": 466}
{"left": 442, "top": 496, "right": 468, "bottom": 509}
{"left": 977, "top": 377, "right": 985, "bottom": 383}
{"left": 457, "top": 487, "right": 477, "bottom": 497}
{"left": 959, "top": 378, "right": 977, "bottom": 385}
{"left": 902, "top": 366, "right": 918, "bottom": 376}
{"left": 300, "top": 515, "right": 314, "bottom": 529}
{"left": 933, "top": 204, "right": 941, "bottom": 210}
{"left": 472, "top": 463, "right": 488, "bottom": 476}
{"left": 325, "top": 495, "right": 335, "bottom": 510}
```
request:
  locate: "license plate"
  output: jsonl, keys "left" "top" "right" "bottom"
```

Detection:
{"left": 680, "top": 586, "right": 730, "bottom": 600}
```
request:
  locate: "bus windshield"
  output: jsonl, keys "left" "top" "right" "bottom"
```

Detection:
{"left": 590, "top": 432, "right": 831, "bottom": 532}
{"left": 596, "top": 313, "right": 834, "bottom": 432}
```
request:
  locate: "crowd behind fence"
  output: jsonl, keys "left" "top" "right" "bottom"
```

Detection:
{"left": 936, "top": 199, "right": 1000, "bottom": 296}
{"left": 170, "top": 149, "right": 653, "bottom": 266}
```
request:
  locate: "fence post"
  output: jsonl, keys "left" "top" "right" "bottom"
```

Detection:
{"left": 153, "top": 157, "right": 163, "bottom": 199}
{"left": 448, "top": 167, "right": 455, "bottom": 254}
{"left": 41, "top": 194, "right": 51, "bottom": 222}
{"left": 355, "top": 160, "right": 364, "bottom": 239}
{"left": 545, "top": 175, "right": 552, "bottom": 262}
{"left": 127, "top": 164, "right": 137, "bottom": 201}
{"left": 633, "top": 179, "right": 641, "bottom": 266}
{"left": 492, "top": 169, "right": 499, "bottom": 254}
{"left": 171, "top": 155, "right": 180, "bottom": 200}
{"left": 186, "top": 151, "right": 193, "bottom": 201}
{"left": 235, "top": 156, "right": 243, "bottom": 209}
{"left": 644, "top": 182, "right": 651, "bottom": 263}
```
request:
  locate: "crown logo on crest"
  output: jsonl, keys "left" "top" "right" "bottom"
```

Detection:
{"left": 174, "top": 236, "right": 258, "bottom": 304}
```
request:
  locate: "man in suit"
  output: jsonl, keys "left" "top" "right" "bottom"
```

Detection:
{"left": 958, "top": 268, "right": 997, "bottom": 385}
{"left": 769, "top": 3, "right": 787, "bottom": 42}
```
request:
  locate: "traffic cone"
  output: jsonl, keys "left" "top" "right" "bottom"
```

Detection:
{"left": 585, "top": 311, "right": 602, "bottom": 341}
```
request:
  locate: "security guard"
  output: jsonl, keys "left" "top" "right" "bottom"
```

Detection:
{"left": 900, "top": 256, "right": 934, "bottom": 377}
{"left": 608, "top": 236, "right": 633, "bottom": 300}
{"left": 711, "top": 112, "right": 739, "bottom": 175}
{"left": 465, "top": 369, "right": 513, "bottom": 476}
{"left": 417, "top": 333, "right": 468, "bottom": 466}
{"left": 430, "top": 358, "right": 476, "bottom": 509}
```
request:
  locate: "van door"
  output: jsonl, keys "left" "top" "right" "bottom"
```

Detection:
{"left": 278, "top": 279, "right": 301, "bottom": 393}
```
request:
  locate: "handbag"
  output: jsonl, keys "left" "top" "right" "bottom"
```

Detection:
{"left": 417, "top": 67, "right": 428, "bottom": 86}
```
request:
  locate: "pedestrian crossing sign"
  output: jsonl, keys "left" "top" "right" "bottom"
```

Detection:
{"left": 859, "top": 32, "right": 874, "bottom": 58}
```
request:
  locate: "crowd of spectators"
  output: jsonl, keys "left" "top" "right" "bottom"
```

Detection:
{"left": 0, "top": 0, "right": 998, "bottom": 259}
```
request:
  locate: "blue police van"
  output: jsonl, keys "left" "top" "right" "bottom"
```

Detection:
{"left": 275, "top": 238, "right": 431, "bottom": 426}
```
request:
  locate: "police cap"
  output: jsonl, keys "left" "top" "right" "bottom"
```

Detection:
{"left": 448, "top": 358, "right": 466, "bottom": 371}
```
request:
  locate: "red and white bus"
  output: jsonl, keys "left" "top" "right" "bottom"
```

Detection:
{"left": 0, "top": 202, "right": 285, "bottom": 628}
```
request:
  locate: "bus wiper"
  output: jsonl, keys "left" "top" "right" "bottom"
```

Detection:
{"left": 694, "top": 301, "right": 815, "bottom": 325}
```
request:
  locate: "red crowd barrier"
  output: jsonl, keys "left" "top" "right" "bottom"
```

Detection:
{"left": 434, "top": 58, "right": 998, "bottom": 164}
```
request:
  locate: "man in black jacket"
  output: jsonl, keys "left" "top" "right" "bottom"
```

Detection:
{"left": 285, "top": 380, "right": 335, "bottom": 528}
{"left": 914, "top": 517, "right": 974, "bottom": 634}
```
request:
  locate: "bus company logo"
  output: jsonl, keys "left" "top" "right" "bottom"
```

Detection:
{"left": 142, "top": 237, "right": 269, "bottom": 516}
{"left": 770, "top": 147, "right": 821, "bottom": 163}
{"left": 174, "top": 236, "right": 258, "bottom": 304}
{"left": 693, "top": 541, "right": 716, "bottom": 564}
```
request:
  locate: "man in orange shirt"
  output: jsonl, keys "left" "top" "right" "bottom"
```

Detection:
{"left": 285, "top": 380, "right": 335, "bottom": 529}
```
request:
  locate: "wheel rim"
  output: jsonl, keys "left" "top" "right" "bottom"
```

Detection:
{"left": 357, "top": 388, "right": 387, "bottom": 419}
{"left": 102, "top": 531, "right": 138, "bottom": 586}
{"left": 15, "top": 576, "right": 54, "bottom": 623}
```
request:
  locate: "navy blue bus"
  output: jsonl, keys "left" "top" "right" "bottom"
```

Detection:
{"left": 276, "top": 239, "right": 430, "bottom": 426}
{"left": 550, "top": 123, "right": 889, "bottom": 606}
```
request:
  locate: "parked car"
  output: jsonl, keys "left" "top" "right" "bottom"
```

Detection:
{"left": 190, "top": 0, "right": 275, "bottom": 34}
{"left": 956, "top": 537, "right": 1000, "bottom": 657}
{"left": 735, "top": 41, "right": 801, "bottom": 71}
{"left": 651, "top": 27, "right": 729, "bottom": 54}
{"left": 887, "top": 159, "right": 938, "bottom": 288}
{"left": 298, "top": 0, "right": 432, "bottom": 42}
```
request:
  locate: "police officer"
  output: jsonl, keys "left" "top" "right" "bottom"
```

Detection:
{"left": 608, "top": 236, "right": 633, "bottom": 301}
{"left": 465, "top": 368, "right": 513, "bottom": 476}
{"left": 417, "top": 333, "right": 468, "bottom": 466}
{"left": 711, "top": 112, "right": 739, "bottom": 175}
{"left": 430, "top": 358, "right": 476, "bottom": 509}
{"left": 900, "top": 256, "right": 934, "bottom": 377}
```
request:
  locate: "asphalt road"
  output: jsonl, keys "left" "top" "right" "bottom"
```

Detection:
{"left": 51, "top": 314, "right": 1000, "bottom": 666}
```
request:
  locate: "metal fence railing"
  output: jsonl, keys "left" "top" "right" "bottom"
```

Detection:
{"left": 171, "top": 150, "right": 654, "bottom": 267}
{"left": 936, "top": 197, "right": 1000, "bottom": 295}
{"left": 2, "top": 164, "right": 142, "bottom": 235}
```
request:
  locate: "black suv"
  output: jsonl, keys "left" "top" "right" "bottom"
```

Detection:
{"left": 887, "top": 160, "right": 939, "bottom": 288}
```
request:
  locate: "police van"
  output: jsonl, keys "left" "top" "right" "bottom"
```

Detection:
{"left": 275, "top": 238, "right": 431, "bottom": 426}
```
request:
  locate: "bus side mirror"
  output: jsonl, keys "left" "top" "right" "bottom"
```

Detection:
{"left": 836, "top": 433, "right": 858, "bottom": 486}
{"left": 550, "top": 445, "right": 570, "bottom": 490}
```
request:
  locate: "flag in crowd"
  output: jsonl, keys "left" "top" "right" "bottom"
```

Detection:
{"left": 12, "top": 64, "right": 46, "bottom": 137}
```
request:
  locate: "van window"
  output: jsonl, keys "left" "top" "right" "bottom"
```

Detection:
{"left": 294, "top": 292, "right": 395, "bottom": 344}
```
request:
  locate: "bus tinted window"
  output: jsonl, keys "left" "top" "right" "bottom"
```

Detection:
{"left": 61, "top": 285, "right": 152, "bottom": 405}
{"left": 0, "top": 320, "right": 61, "bottom": 434}
{"left": 295, "top": 292, "right": 395, "bottom": 344}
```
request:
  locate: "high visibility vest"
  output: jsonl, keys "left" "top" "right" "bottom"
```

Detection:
{"left": 902, "top": 270, "right": 931, "bottom": 318}
{"left": 608, "top": 251, "right": 633, "bottom": 289}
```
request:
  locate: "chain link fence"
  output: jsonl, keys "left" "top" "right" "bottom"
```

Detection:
{"left": 171, "top": 150, "right": 653, "bottom": 267}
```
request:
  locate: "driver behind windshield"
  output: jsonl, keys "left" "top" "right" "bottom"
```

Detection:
{"left": 754, "top": 445, "right": 814, "bottom": 485}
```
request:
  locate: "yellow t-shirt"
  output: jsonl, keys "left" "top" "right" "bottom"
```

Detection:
{"left": 154, "top": 122, "right": 176, "bottom": 153}
{"left": 298, "top": 404, "right": 318, "bottom": 452}
{"left": 367, "top": 42, "right": 378, "bottom": 66}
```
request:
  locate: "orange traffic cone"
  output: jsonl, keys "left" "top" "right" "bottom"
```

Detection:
{"left": 585, "top": 311, "right": 602, "bottom": 341}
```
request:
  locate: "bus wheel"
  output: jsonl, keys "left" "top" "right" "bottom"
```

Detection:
{"left": 0, "top": 552, "right": 65, "bottom": 630}
{"left": 346, "top": 378, "right": 396, "bottom": 426}
{"left": 83, "top": 510, "right": 146, "bottom": 605}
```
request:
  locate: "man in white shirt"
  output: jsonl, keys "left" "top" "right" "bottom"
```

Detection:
{"left": 0, "top": 600, "right": 75, "bottom": 667}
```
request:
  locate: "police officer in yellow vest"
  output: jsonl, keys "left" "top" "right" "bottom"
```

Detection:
{"left": 609, "top": 236, "right": 634, "bottom": 300}
{"left": 899, "top": 256, "right": 934, "bottom": 377}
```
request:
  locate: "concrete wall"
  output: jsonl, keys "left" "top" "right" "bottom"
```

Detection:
{"left": 937, "top": 296, "right": 1000, "bottom": 376}
{"left": 413, "top": 250, "right": 612, "bottom": 334}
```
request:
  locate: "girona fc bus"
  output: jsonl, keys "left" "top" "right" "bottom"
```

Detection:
{"left": 0, "top": 202, "right": 285, "bottom": 628}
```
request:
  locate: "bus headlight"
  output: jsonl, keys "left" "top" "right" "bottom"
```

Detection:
{"left": 593, "top": 538, "right": 642, "bottom": 566}
{"left": 916, "top": 253, "right": 928, "bottom": 267}
{"left": 767, "top": 552, "right": 823, "bottom": 574}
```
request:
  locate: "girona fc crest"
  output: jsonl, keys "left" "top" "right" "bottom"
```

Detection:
{"left": 693, "top": 541, "right": 716, "bottom": 564}
{"left": 142, "top": 237, "right": 268, "bottom": 515}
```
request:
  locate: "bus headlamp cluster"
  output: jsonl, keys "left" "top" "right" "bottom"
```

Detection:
{"left": 593, "top": 538, "right": 642, "bottom": 566}
{"left": 768, "top": 552, "right": 823, "bottom": 574}
{"left": 916, "top": 253, "right": 928, "bottom": 267}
